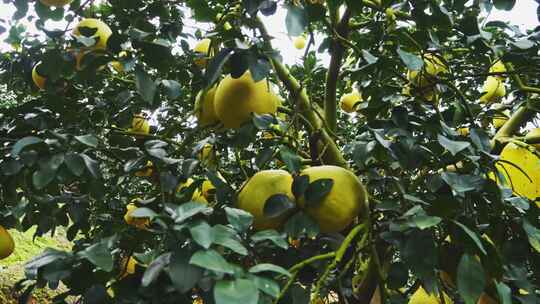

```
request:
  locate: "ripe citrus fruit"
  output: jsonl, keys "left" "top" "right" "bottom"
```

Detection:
{"left": 298, "top": 165, "right": 368, "bottom": 233}
{"left": 194, "top": 87, "right": 219, "bottom": 127}
{"left": 293, "top": 36, "right": 307, "bottom": 50}
{"left": 408, "top": 286, "right": 453, "bottom": 304}
{"left": 124, "top": 203, "right": 150, "bottom": 229}
{"left": 407, "top": 53, "right": 447, "bottom": 88}
{"left": 118, "top": 256, "right": 137, "bottom": 279}
{"left": 193, "top": 38, "right": 212, "bottom": 68}
{"left": 525, "top": 128, "right": 540, "bottom": 150}
{"left": 340, "top": 89, "right": 362, "bottom": 113}
{"left": 237, "top": 170, "right": 296, "bottom": 230}
{"left": 39, "top": 0, "right": 72, "bottom": 6}
{"left": 177, "top": 178, "right": 208, "bottom": 204}
{"left": 214, "top": 71, "right": 279, "bottom": 129}
{"left": 32, "top": 63, "right": 46, "bottom": 90}
{"left": 134, "top": 161, "right": 153, "bottom": 177}
{"left": 480, "top": 76, "right": 506, "bottom": 103}
{"left": 72, "top": 18, "right": 112, "bottom": 50}
{"left": 130, "top": 114, "right": 150, "bottom": 135}
{"left": 0, "top": 226, "right": 14, "bottom": 259}
{"left": 489, "top": 60, "right": 506, "bottom": 79}
{"left": 492, "top": 109, "right": 510, "bottom": 129}
{"left": 490, "top": 142, "right": 540, "bottom": 206}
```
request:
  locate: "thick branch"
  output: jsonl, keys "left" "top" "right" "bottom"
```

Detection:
{"left": 325, "top": 7, "right": 352, "bottom": 133}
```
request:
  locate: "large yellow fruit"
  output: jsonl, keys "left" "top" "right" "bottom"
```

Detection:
{"left": 298, "top": 166, "right": 368, "bottom": 233}
{"left": 118, "top": 256, "right": 137, "bottom": 279}
{"left": 525, "top": 128, "right": 540, "bottom": 150}
{"left": 492, "top": 109, "right": 510, "bottom": 129}
{"left": 72, "top": 18, "right": 112, "bottom": 50}
{"left": 194, "top": 87, "right": 219, "bottom": 126}
{"left": 39, "top": 0, "right": 72, "bottom": 6}
{"left": 0, "top": 226, "right": 14, "bottom": 259}
{"left": 193, "top": 38, "right": 212, "bottom": 68}
{"left": 124, "top": 203, "right": 150, "bottom": 229}
{"left": 489, "top": 60, "right": 506, "bottom": 79}
{"left": 408, "top": 286, "right": 453, "bottom": 304}
{"left": 293, "top": 36, "right": 307, "bottom": 50}
{"left": 480, "top": 76, "right": 506, "bottom": 103}
{"left": 237, "top": 170, "right": 295, "bottom": 230}
{"left": 340, "top": 89, "right": 362, "bottom": 113}
{"left": 177, "top": 178, "right": 208, "bottom": 204}
{"left": 32, "top": 63, "right": 46, "bottom": 90}
{"left": 214, "top": 71, "right": 279, "bottom": 128}
{"left": 134, "top": 161, "right": 153, "bottom": 177}
{"left": 111, "top": 51, "right": 129, "bottom": 73}
{"left": 407, "top": 53, "right": 447, "bottom": 88}
{"left": 130, "top": 114, "right": 150, "bottom": 135}
{"left": 491, "top": 142, "right": 540, "bottom": 204}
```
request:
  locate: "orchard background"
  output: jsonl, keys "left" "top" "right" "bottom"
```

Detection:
{"left": 0, "top": 0, "right": 540, "bottom": 303}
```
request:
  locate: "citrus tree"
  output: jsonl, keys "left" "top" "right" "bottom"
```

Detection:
{"left": 0, "top": 0, "right": 539, "bottom": 303}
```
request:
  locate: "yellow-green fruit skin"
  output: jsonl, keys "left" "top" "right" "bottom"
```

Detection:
{"left": 294, "top": 36, "right": 306, "bottom": 50}
{"left": 32, "top": 64, "right": 46, "bottom": 90}
{"left": 214, "top": 72, "right": 278, "bottom": 129}
{"left": 72, "top": 18, "right": 112, "bottom": 50}
{"left": 131, "top": 115, "right": 150, "bottom": 134}
{"left": 340, "top": 90, "right": 362, "bottom": 113}
{"left": 298, "top": 166, "right": 368, "bottom": 233}
{"left": 39, "top": 0, "right": 73, "bottom": 6}
{"left": 237, "top": 170, "right": 295, "bottom": 230}
{"left": 194, "top": 39, "right": 212, "bottom": 68}
{"left": 490, "top": 143, "right": 540, "bottom": 204}
{"left": 195, "top": 87, "right": 219, "bottom": 126}
{"left": 0, "top": 226, "right": 15, "bottom": 260}
{"left": 480, "top": 76, "right": 506, "bottom": 103}
{"left": 408, "top": 286, "right": 453, "bottom": 304}
{"left": 489, "top": 60, "right": 506, "bottom": 80}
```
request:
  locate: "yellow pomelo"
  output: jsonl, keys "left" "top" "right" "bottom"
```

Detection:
{"left": 298, "top": 165, "right": 368, "bottom": 233}
{"left": 177, "top": 178, "right": 208, "bottom": 204}
{"left": 124, "top": 203, "right": 150, "bottom": 229}
{"left": 489, "top": 60, "right": 506, "bottom": 79}
{"left": 408, "top": 286, "right": 453, "bottom": 304}
{"left": 340, "top": 89, "right": 362, "bottom": 113}
{"left": 293, "top": 36, "right": 306, "bottom": 50}
{"left": 0, "top": 226, "right": 14, "bottom": 260}
{"left": 72, "top": 18, "right": 112, "bottom": 50}
{"left": 193, "top": 38, "right": 212, "bottom": 68}
{"left": 457, "top": 127, "right": 469, "bottom": 137}
{"left": 39, "top": 0, "right": 72, "bottom": 6}
{"left": 491, "top": 142, "right": 540, "bottom": 204}
{"left": 32, "top": 64, "right": 46, "bottom": 90}
{"left": 200, "top": 173, "right": 225, "bottom": 201}
{"left": 135, "top": 161, "right": 153, "bottom": 177}
{"left": 198, "top": 144, "right": 217, "bottom": 168}
{"left": 194, "top": 87, "right": 219, "bottom": 126}
{"left": 118, "top": 256, "right": 137, "bottom": 279}
{"left": 492, "top": 110, "right": 510, "bottom": 129}
{"left": 214, "top": 71, "right": 279, "bottom": 129}
{"left": 237, "top": 170, "right": 295, "bottom": 230}
{"left": 130, "top": 115, "right": 150, "bottom": 135}
{"left": 407, "top": 53, "right": 447, "bottom": 88}
{"left": 480, "top": 76, "right": 506, "bottom": 103}
{"left": 111, "top": 51, "right": 128, "bottom": 73}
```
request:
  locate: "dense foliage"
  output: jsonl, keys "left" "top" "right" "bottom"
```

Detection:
{"left": 0, "top": 0, "right": 539, "bottom": 303}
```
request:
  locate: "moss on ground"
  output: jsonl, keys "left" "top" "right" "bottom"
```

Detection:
{"left": 0, "top": 227, "right": 72, "bottom": 303}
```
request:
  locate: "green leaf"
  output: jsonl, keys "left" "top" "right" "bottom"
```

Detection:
{"left": 0, "top": 159, "right": 22, "bottom": 176}
{"left": 457, "top": 254, "right": 485, "bottom": 304}
{"left": 279, "top": 146, "right": 302, "bottom": 173}
{"left": 135, "top": 67, "right": 157, "bottom": 105}
{"left": 249, "top": 263, "right": 291, "bottom": 277}
{"left": 225, "top": 207, "right": 253, "bottom": 233}
{"left": 284, "top": 211, "right": 319, "bottom": 238}
{"left": 248, "top": 57, "right": 271, "bottom": 82}
{"left": 251, "top": 275, "right": 280, "bottom": 298}
{"left": 292, "top": 175, "right": 309, "bottom": 199}
{"left": 493, "top": 0, "right": 516, "bottom": 10}
{"left": 11, "top": 136, "right": 44, "bottom": 157}
{"left": 411, "top": 215, "right": 442, "bottom": 230}
{"left": 142, "top": 253, "right": 171, "bottom": 287}
{"left": 522, "top": 220, "right": 540, "bottom": 253}
{"left": 251, "top": 230, "right": 288, "bottom": 249}
{"left": 25, "top": 249, "right": 71, "bottom": 279}
{"left": 77, "top": 241, "right": 113, "bottom": 272}
{"left": 495, "top": 281, "right": 512, "bottom": 304}
{"left": 441, "top": 172, "right": 484, "bottom": 193}
{"left": 213, "top": 225, "right": 248, "bottom": 256}
{"left": 174, "top": 202, "right": 213, "bottom": 223}
{"left": 362, "top": 49, "right": 378, "bottom": 64}
{"left": 64, "top": 153, "right": 85, "bottom": 177}
{"left": 453, "top": 221, "right": 487, "bottom": 255}
{"left": 253, "top": 113, "right": 275, "bottom": 130}
{"left": 131, "top": 207, "right": 158, "bottom": 220}
{"left": 74, "top": 134, "right": 98, "bottom": 148}
{"left": 214, "top": 279, "right": 260, "bottom": 304}
{"left": 32, "top": 168, "right": 55, "bottom": 189}
{"left": 204, "top": 48, "right": 233, "bottom": 88}
{"left": 397, "top": 48, "right": 424, "bottom": 71}
{"left": 264, "top": 194, "right": 296, "bottom": 218}
{"left": 189, "top": 220, "right": 214, "bottom": 249}
{"left": 304, "top": 178, "right": 334, "bottom": 207}
{"left": 437, "top": 134, "right": 471, "bottom": 156}
{"left": 161, "top": 80, "right": 182, "bottom": 99}
{"left": 189, "top": 249, "right": 234, "bottom": 274}
{"left": 285, "top": 5, "right": 308, "bottom": 36}
{"left": 167, "top": 250, "right": 203, "bottom": 293}
{"left": 80, "top": 153, "right": 101, "bottom": 179}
